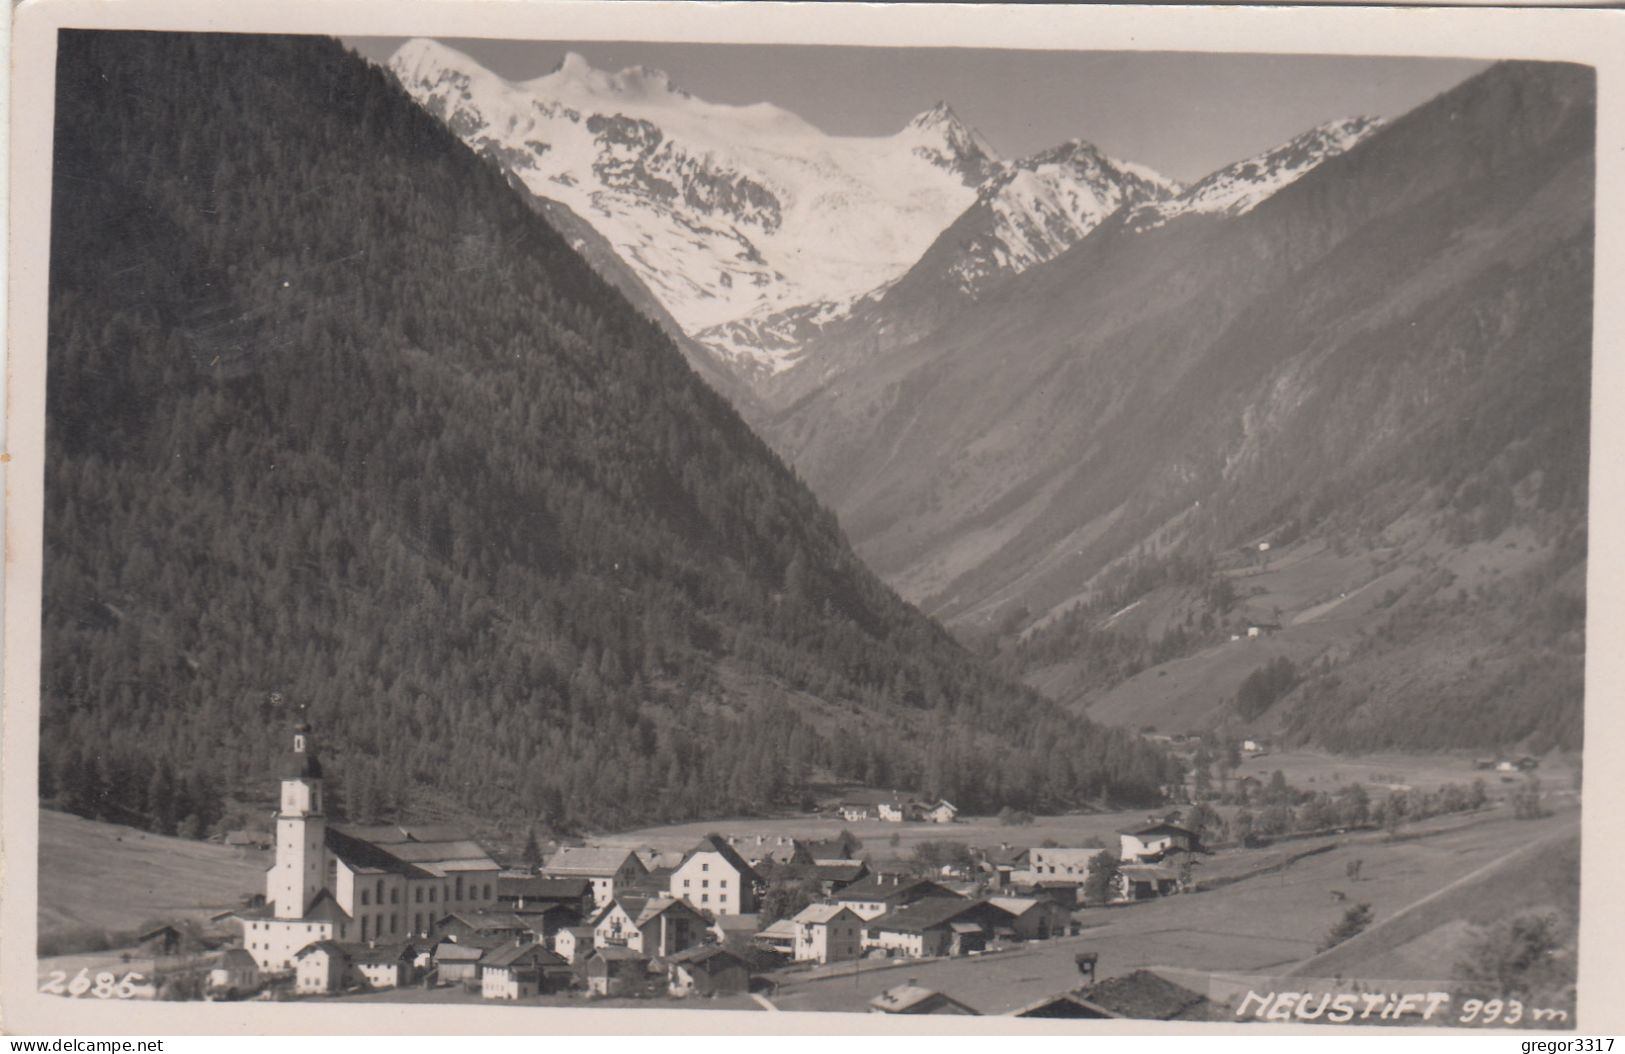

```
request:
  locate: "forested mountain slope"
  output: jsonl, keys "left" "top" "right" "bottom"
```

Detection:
{"left": 40, "top": 31, "right": 1173, "bottom": 836}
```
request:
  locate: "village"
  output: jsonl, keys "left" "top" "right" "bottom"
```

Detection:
{"left": 41, "top": 717, "right": 1577, "bottom": 1021}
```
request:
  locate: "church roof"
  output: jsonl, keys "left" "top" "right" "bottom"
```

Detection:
{"left": 326, "top": 824, "right": 498, "bottom": 879}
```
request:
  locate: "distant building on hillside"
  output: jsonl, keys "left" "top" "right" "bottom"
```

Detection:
{"left": 1118, "top": 821, "right": 1201, "bottom": 864}
{"left": 1013, "top": 846, "right": 1108, "bottom": 886}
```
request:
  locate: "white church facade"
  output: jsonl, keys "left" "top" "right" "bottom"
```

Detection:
{"left": 239, "top": 720, "right": 501, "bottom": 973}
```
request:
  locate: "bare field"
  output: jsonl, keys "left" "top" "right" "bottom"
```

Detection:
{"left": 37, "top": 809, "right": 269, "bottom": 938}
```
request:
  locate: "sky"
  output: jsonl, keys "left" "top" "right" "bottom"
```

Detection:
{"left": 344, "top": 37, "right": 1489, "bottom": 184}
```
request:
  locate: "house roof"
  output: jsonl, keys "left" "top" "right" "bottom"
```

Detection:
{"left": 542, "top": 845, "right": 639, "bottom": 878}
{"left": 435, "top": 910, "right": 537, "bottom": 933}
{"left": 498, "top": 875, "right": 593, "bottom": 901}
{"left": 685, "top": 834, "right": 762, "bottom": 884}
{"left": 667, "top": 944, "right": 746, "bottom": 968}
{"left": 1117, "top": 821, "right": 1197, "bottom": 839}
{"left": 835, "top": 876, "right": 958, "bottom": 905}
{"left": 986, "top": 897, "right": 1053, "bottom": 917}
{"left": 345, "top": 941, "right": 417, "bottom": 966}
{"left": 792, "top": 903, "right": 860, "bottom": 925}
{"left": 869, "top": 897, "right": 1012, "bottom": 934}
{"left": 216, "top": 948, "right": 258, "bottom": 970}
{"left": 1081, "top": 970, "right": 1214, "bottom": 1021}
{"left": 633, "top": 895, "right": 704, "bottom": 928}
{"left": 590, "top": 945, "right": 648, "bottom": 963}
{"left": 711, "top": 913, "right": 761, "bottom": 937}
{"left": 560, "top": 926, "right": 596, "bottom": 940}
{"left": 301, "top": 887, "right": 354, "bottom": 923}
{"left": 432, "top": 941, "right": 486, "bottom": 963}
{"left": 480, "top": 941, "right": 566, "bottom": 969}
{"left": 806, "top": 839, "right": 856, "bottom": 860}
{"left": 1119, "top": 864, "right": 1181, "bottom": 881}
{"left": 869, "top": 984, "right": 979, "bottom": 1014}
{"left": 757, "top": 919, "right": 798, "bottom": 941}
{"left": 982, "top": 846, "right": 1029, "bottom": 867}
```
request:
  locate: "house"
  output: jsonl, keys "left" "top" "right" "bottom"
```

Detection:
{"left": 591, "top": 894, "right": 707, "bottom": 958}
{"left": 980, "top": 845, "right": 1029, "bottom": 890}
{"left": 923, "top": 800, "right": 959, "bottom": 824}
{"left": 789, "top": 903, "right": 864, "bottom": 964}
{"left": 430, "top": 939, "right": 490, "bottom": 985}
{"left": 774, "top": 860, "right": 870, "bottom": 897}
{"left": 666, "top": 944, "right": 750, "bottom": 997}
{"left": 832, "top": 875, "right": 962, "bottom": 921}
{"left": 1013, "top": 846, "right": 1107, "bottom": 886}
{"left": 224, "top": 830, "right": 270, "bottom": 851}
{"left": 1247, "top": 623, "right": 1281, "bottom": 639}
{"left": 1118, "top": 821, "right": 1201, "bottom": 864}
{"left": 864, "top": 898, "right": 1016, "bottom": 958}
{"left": 350, "top": 941, "right": 418, "bottom": 989}
{"left": 237, "top": 718, "right": 501, "bottom": 972}
{"left": 479, "top": 941, "right": 568, "bottom": 1000}
{"left": 806, "top": 839, "right": 859, "bottom": 862}
{"left": 870, "top": 982, "right": 979, "bottom": 1015}
{"left": 1010, "top": 993, "right": 1103, "bottom": 1018}
{"left": 985, "top": 897, "right": 1074, "bottom": 940}
{"left": 496, "top": 875, "right": 595, "bottom": 919}
{"left": 552, "top": 925, "right": 596, "bottom": 965}
{"left": 1023, "top": 882, "right": 1081, "bottom": 910}
{"left": 584, "top": 946, "right": 653, "bottom": 997}
{"left": 429, "top": 909, "right": 539, "bottom": 947}
{"left": 726, "top": 835, "right": 813, "bottom": 867}
{"left": 136, "top": 925, "right": 183, "bottom": 957}
{"left": 1118, "top": 863, "right": 1182, "bottom": 900}
{"left": 541, "top": 846, "right": 648, "bottom": 909}
{"left": 294, "top": 941, "right": 349, "bottom": 995}
{"left": 754, "top": 918, "right": 798, "bottom": 958}
{"left": 207, "top": 948, "right": 260, "bottom": 994}
{"left": 708, "top": 913, "right": 762, "bottom": 948}
{"left": 1075, "top": 969, "right": 1215, "bottom": 1020}
{"left": 835, "top": 790, "right": 918, "bottom": 823}
{"left": 668, "top": 834, "right": 762, "bottom": 916}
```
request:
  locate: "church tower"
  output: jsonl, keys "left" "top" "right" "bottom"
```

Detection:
{"left": 269, "top": 717, "right": 327, "bottom": 919}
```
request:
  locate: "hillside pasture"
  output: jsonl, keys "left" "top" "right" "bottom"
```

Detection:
{"left": 37, "top": 809, "right": 268, "bottom": 943}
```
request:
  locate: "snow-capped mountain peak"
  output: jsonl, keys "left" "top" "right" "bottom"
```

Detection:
{"left": 935, "top": 137, "right": 1181, "bottom": 295}
{"left": 1130, "top": 115, "right": 1384, "bottom": 231}
{"left": 386, "top": 39, "right": 996, "bottom": 372}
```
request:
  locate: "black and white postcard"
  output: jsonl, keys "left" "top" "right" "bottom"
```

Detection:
{"left": 4, "top": 0, "right": 1623, "bottom": 1037}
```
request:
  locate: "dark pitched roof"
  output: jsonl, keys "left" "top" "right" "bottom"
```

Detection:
{"left": 667, "top": 944, "right": 747, "bottom": 967}
{"left": 480, "top": 942, "right": 566, "bottom": 969}
{"left": 869, "top": 897, "right": 1013, "bottom": 934}
{"left": 497, "top": 875, "right": 592, "bottom": 901}
{"left": 687, "top": 834, "right": 762, "bottom": 884}
{"left": 216, "top": 948, "right": 259, "bottom": 971}
{"left": 1117, "top": 821, "right": 1197, "bottom": 839}
{"left": 835, "top": 876, "right": 959, "bottom": 904}
{"left": 1081, "top": 970, "right": 1214, "bottom": 1021}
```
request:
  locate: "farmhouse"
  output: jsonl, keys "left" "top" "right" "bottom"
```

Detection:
{"left": 922, "top": 800, "right": 959, "bottom": 824}
{"left": 754, "top": 918, "right": 797, "bottom": 958}
{"left": 835, "top": 790, "right": 918, "bottom": 823}
{"left": 238, "top": 720, "right": 500, "bottom": 972}
{"left": 496, "top": 875, "right": 595, "bottom": 918}
{"left": 1118, "top": 821, "right": 1201, "bottom": 864}
{"left": 1013, "top": 846, "right": 1107, "bottom": 885}
{"left": 591, "top": 894, "right": 708, "bottom": 958}
{"left": 726, "top": 835, "right": 812, "bottom": 867}
{"left": 585, "top": 946, "right": 654, "bottom": 997}
{"left": 833, "top": 875, "right": 962, "bottom": 921}
{"left": 429, "top": 939, "right": 489, "bottom": 984}
{"left": 669, "top": 834, "right": 762, "bottom": 916}
{"left": 1118, "top": 863, "right": 1182, "bottom": 900}
{"left": 479, "top": 941, "right": 568, "bottom": 1000}
{"left": 293, "top": 940, "right": 415, "bottom": 994}
{"left": 980, "top": 845, "right": 1029, "bottom": 889}
{"left": 776, "top": 859, "right": 870, "bottom": 896}
{"left": 864, "top": 898, "right": 1015, "bottom": 958}
{"left": 985, "top": 897, "right": 1074, "bottom": 939}
{"left": 789, "top": 903, "right": 864, "bottom": 964}
{"left": 666, "top": 944, "right": 750, "bottom": 997}
{"left": 207, "top": 948, "right": 260, "bottom": 995}
{"left": 551, "top": 925, "right": 596, "bottom": 965}
{"left": 541, "top": 846, "right": 648, "bottom": 909}
{"left": 870, "top": 982, "right": 979, "bottom": 1015}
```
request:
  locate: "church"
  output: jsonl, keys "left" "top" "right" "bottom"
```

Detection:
{"left": 239, "top": 719, "right": 501, "bottom": 972}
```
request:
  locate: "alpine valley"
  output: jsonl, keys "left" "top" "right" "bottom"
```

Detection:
{"left": 391, "top": 42, "right": 1591, "bottom": 758}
